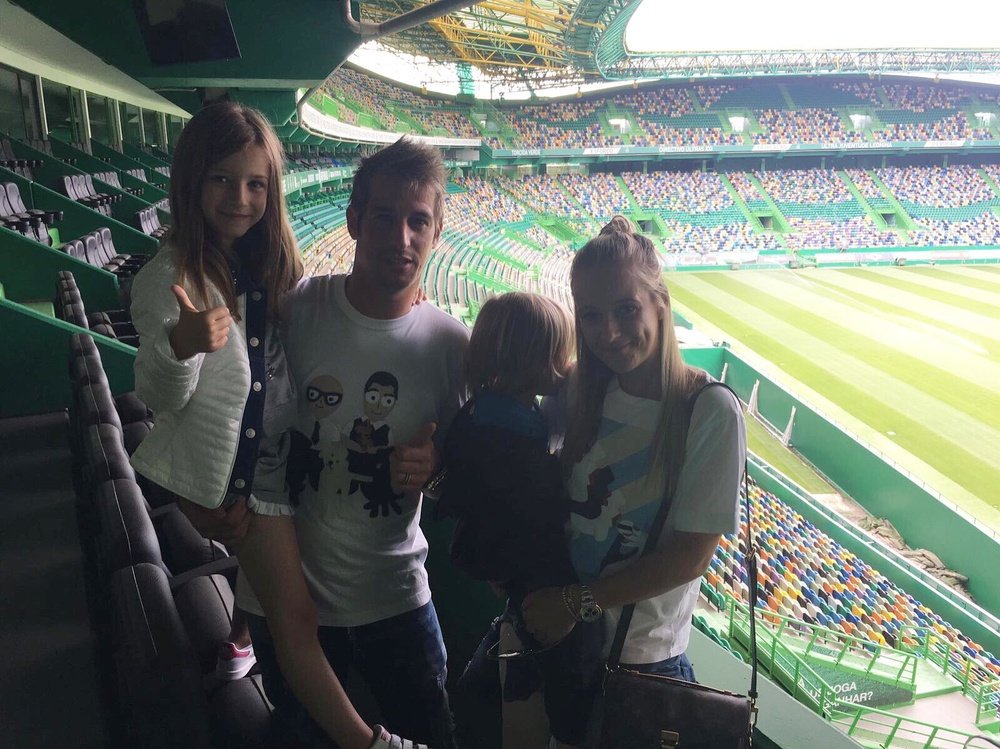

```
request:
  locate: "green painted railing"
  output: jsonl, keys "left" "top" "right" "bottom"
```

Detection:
{"left": 725, "top": 599, "right": 919, "bottom": 689}
{"left": 974, "top": 679, "right": 1000, "bottom": 730}
{"left": 726, "top": 599, "right": 841, "bottom": 716}
{"left": 897, "top": 625, "right": 1000, "bottom": 700}
{"left": 832, "top": 703, "right": 984, "bottom": 749}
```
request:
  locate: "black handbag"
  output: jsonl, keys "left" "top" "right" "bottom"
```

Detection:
{"left": 594, "top": 381, "right": 759, "bottom": 749}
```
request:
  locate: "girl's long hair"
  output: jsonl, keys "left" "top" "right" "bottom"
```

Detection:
{"left": 167, "top": 101, "right": 302, "bottom": 318}
{"left": 564, "top": 215, "right": 700, "bottom": 501}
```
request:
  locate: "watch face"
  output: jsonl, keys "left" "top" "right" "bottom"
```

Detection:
{"left": 581, "top": 603, "right": 602, "bottom": 622}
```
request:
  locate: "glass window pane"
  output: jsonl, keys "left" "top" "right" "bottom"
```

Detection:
{"left": 42, "top": 79, "right": 73, "bottom": 141}
{"left": 167, "top": 114, "right": 184, "bottom": 148}
{"left": 87, "top": 93, "right": 110, "bottom": 144}
{"left": 141, "top": 108, "right": 158, "bottom": 146}
{"left": 120, "top": 102, "right": 142, "bottom": 144}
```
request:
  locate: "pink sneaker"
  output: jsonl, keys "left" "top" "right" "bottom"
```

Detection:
{"left": 215, "top": 640, "right": 256, "bottom": 680}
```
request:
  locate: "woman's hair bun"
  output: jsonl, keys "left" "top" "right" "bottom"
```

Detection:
{"left": 601, "top": 215, "right": 635, "bottom": 236}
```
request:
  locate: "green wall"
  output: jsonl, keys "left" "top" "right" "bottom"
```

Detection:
{"left": 0, "top": 300, "right": 135, "bottom": 417}
{"left": 0, "top": 225, "right": 121, "bottom": 310}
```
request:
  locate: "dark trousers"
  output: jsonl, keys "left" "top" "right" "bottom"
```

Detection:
{"left": 248, "top": 601, "right": 457, "bottom": 748}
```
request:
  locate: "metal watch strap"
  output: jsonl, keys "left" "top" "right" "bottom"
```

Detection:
{"left": 579, "top": 584, "right": 602, "bottom": 622}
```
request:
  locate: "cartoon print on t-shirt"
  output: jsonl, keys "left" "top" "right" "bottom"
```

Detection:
{"left": 599, "top": 518, "right": 645, "bottom": 572}
{"left": 346, "top": 371, "right": 404, "bottom": 517}
{"left": 571, "top": 464, "right": 614, "bottom": 520}
{"left": 286, "top": 374, "right": 344, "bottom": 505}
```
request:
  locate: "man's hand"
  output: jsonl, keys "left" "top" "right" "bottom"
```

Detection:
{"left": 169, "top": 284, "right": 233, "bottom": 360}
{"left": 521, "top": 586, "right": 577, "bottom": 647}
{"left": 177, "top": 495, "right": 251, "bottom": 547}
{"left": 390, "top": 422, "right": 437, "bottom": 495}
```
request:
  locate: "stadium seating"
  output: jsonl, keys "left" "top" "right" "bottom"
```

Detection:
{"left": 704, "top": 479, "right": 1000, "bottom": 695}
{"left": 1, "top": 181, "right": 62, "bottom": 245}
{"left": 66, "top": 334, "right": 274, "bottom": 746}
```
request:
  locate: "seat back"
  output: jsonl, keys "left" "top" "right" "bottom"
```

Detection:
{"left": 63, "top": 238, "right": 87, "bottom": 262}
{"left": 61, "top": 174, "right": 79, "bottom": 201}
{"left": 108, "top": 563, "right": 213, "bottom": 748}
{"left": 0, "top": 183, "right": 18, "bottom": 219}
{"left": 91, "top": 230, "right": 113, "bottom": 265}
{"left": 63, "top": 302, "right": 90, "bottom": 329}
{"left": 83, "top": 233, "right": 109, "bottom": 267}
{"left": 3, "top": 181, "right": 27, "bottom": 213}
{"left": 77, "top": 381, "right": 124, "bottom": 432}
{"left": 95, "top": 479, "right": 166, "bottom": 576}
{"left": 84, "top": 174, "right": 102, "bottom": 198}
{"left": 73, "top": 173, "right": 94, "bottom": 200}
{"left": 98, "top": 227, "right": 118, "bottom": 257}
{"left": 82, "top": 422, "right": 135, "bottom": 487}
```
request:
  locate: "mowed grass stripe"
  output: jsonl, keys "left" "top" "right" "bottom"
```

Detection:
{"left": 694, "top": 273, "right": 1000, "bottom": 422}
{"left": 843, "top": 269, "right": 1000, "bottom": 317}
{"left": 687, "top": 274, "right": 1000, "bottom": 455}
{"left": 668, "top": 274, "right": 997, "bottom": 446}
{"left": 819, "top": 268, "right": 1000, "bottom": 342}
{"left": 667, "top": 277, "right": 1000, "bottom": 504}
{"left": 799, "top": 273, "right": 1000, "bottom": 358}
{"left": 903, "top": 266, "right": 1000, "bottom": 295}
{"left": 731, "top": 271, "right": 1000, "bottom": 388}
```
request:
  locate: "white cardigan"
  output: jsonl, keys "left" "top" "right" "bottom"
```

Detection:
{"left": 129, "top": 245, "right": 252, "bottom": 509}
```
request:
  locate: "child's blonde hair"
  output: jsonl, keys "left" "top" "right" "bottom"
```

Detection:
{"left": 168, "top": 101, "right": 303, "bottom": 318}
{"left": 465, "top": 292, "right": 574, "bottom": 398}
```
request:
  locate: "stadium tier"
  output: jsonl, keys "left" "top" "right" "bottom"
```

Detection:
{"left": 2, "top": 7, "right": 1000, "bottom": 748}
{"left": 318, "top": 67, "right": 1000, "bottom": 152}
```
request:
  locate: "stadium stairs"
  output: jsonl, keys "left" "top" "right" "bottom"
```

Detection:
{"left": 745, "top": 173, "right": 792, "bottom": 234}
{"left": 719, "top": 173, "right": 781, "bottom": 240}
{"left": 837, "top": 169, "right": 892, "bottom": 231}
{"left": 615, "top": 174, "right": 643, "bottom": 213}
{"left": 981, "top": 168, "right": 1000, "bottom": 196}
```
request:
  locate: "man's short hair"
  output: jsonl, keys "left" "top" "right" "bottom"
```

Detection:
{"left": 365, "top": 371, "right": 399, "bottom": 397}
{"left": 350, "top": 137, "right": 447, "bottom": 223}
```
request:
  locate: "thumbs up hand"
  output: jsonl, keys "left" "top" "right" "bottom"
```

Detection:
{"left": 168, "top": 284, "right": 233, "bottom": 361}
{"left": 390, "top": 421, "right": 438, "bottom": 495}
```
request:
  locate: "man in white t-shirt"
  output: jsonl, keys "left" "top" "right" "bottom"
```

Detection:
{"left": 184, "top": 138, "right": 468, "bottom": 749}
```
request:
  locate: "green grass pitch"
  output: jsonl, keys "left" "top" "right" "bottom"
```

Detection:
{"left": 666, "top": 265, "right": 1000, "bottom": 527}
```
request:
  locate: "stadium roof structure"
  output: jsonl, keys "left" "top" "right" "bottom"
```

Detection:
{"left": 358, "top": 0, "right": 1000, "bottom": 85}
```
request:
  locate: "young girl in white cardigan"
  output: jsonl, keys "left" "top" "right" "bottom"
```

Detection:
{"left": 130, "top": 102, "right": 426, "bottom": 749}
{"left": 129, "top": 101, "right": 304, "bottom": 679}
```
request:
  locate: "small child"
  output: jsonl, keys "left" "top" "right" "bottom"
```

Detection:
{"left": 129, "top": 101, "right": 303, "bottom": 680}
{"left": 436, "top": 292, "right": 604, "bottom": 749}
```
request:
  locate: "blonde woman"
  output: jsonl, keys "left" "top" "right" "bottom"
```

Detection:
{"left": 521, "top": 216, "right": 746, "bottom": 737}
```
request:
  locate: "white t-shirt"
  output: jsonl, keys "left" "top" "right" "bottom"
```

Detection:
{"left": 237, "top": 274, "right": 469, "bottom": 627}
{"left": 567, "top": 377, "right": 745, "bottom": 664}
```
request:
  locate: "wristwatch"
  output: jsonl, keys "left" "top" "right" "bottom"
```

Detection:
{"left": 577, "top": 584, "right": 603, "bottom": 623}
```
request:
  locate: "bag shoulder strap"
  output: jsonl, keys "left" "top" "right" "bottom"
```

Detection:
{"left": 606, "top": 379, "right": 756, "bottom": 695}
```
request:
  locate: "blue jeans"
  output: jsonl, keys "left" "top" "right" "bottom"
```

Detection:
{"left": 247, "top": 601, "right": 457, "bottom": 749}
{"left": 625, "top": 652, "right": 697, "bottom": 682}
